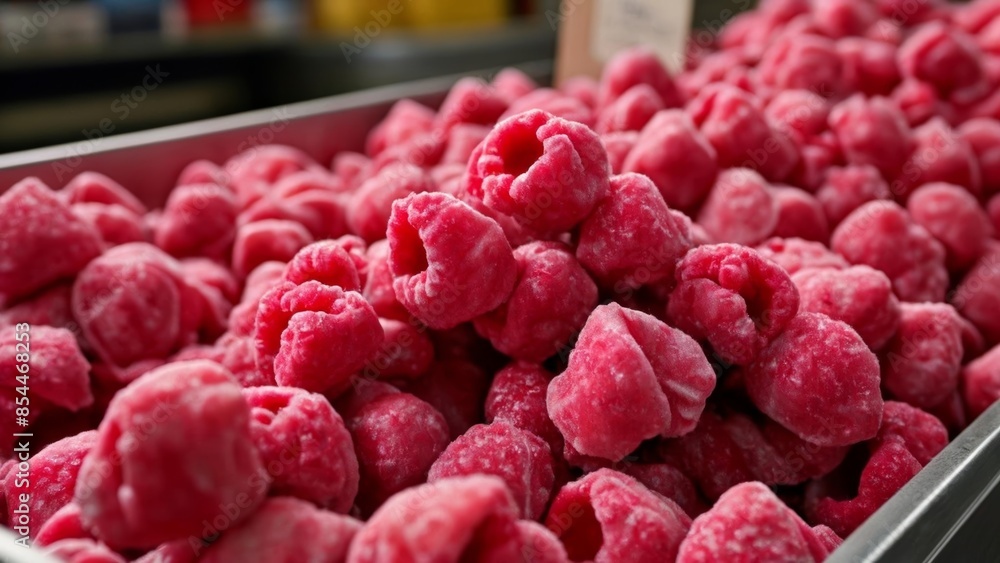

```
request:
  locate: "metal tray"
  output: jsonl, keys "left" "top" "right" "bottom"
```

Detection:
{"left": 1, "top": 62, "right": 999, "bottom": 562}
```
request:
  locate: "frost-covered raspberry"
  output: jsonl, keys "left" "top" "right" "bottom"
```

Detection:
{"left": 347, "top": 163, "right": 435, "bottom": 243}
{"left": 881, "top": 303, "right": 964, "bottom": 409}
{"left": 282, "top": 239, "right": 362, "bottom": 291}
{"left": 598, "top": 46, "right": 682, "bottom": 110}
{"left": 952, "top": 241, "right": 1000, "bottom": 347}
{"left": 232, "top": 219, "right": 314, "bottom": 279}
{"left": 907, "top": 182, "right": 993, "bottom": 271}
{"left": 893, "top": 118, "right": 982, "bottom": 199}
{"left": 485, "top": 362, "right": 562, "bottom": 454}
{"left": 816, "top": 165, "right": 892, "bottom": 227}
{"left": 792, "top": 266, "right": 901, "bottom": 350}
{"left": 756, "top": 237, "right": 849, "bottom": 275}
{"left": 63, "top": 171, "right": 146, "bottom": 215}
{"left": 595, "top": 84, "right": 664, "bottom": 134}
{"left": 768, "top": 185, "right": 830, "bottom": 242}
{"left": 697, "top": 169, "right": 778, "bottom": 246}
{"left": 155, "top": 184, "right": 237, "bottom": 259}
{"left": 962, "top": 344, "right": 1000, "bottom": 419}
{"left": 365, "top": 99, "right": 435, "bottom": 158}
{"left": 829, "top": 95, "right": 913, "bottom": 182}
{"left": 758, "top": 33, "right": 844, "bottom": 94}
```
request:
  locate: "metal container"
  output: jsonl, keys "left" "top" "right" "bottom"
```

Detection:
{"left": 1, "top": 63, "right": 999, "bottom": 562}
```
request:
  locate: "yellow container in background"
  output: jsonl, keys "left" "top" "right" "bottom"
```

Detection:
{"left": 405, "top": 0, "right": 508, "bottom": 28}
{"left": 314, "top": 0, "right": 408, "bottom": 32}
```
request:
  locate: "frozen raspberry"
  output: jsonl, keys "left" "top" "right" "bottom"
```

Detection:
{"left": 548, "top": 304, "right": 716, "bottom": 461}
{"left": 492, "top": 67, "right": 538, "bottom": 102}
{"left": 334, "top": 381, "right": 450, "bottom": 516}
{"left": 600, "top": 131, "right": 638, "bottom": 174}
{"left": 347, "top": 163, "right": 435, "bottom": 243}
{"left": 474, "top": 241, "right": 596, "bottom": 362}
{"left": 282, "top": 240, "right": 362, "bottom": 291}
{"left": 485, "top": 362, "right": 562, "bottom": 454}
{"left": 990, "top": 193, "right": 1000, "bottom": 233}
{"left": 360, "top": 318, "right": 434, "bottom": 382}
{"left": 0, "top": 178, "right": 103, "bottom": 303}
{"left": 63, "top": 172, "right": 146, "bottom": 215}
{"left": 619, "top": 463, "right": 704, "bottom": 517}
{"left": 678, "top": 482, "right": 834, "bottom": 563}
{"left": 595, "top": 84, "right": 664, "bottom": 134}
{"left": 239, "top": 180, "right": 349, "bottom": 243}
{"left": 224, "top": 145, "right": 318, "bottom": 207}
{"left": 758, "top": 33, "right": 844, "bottom": 94}
{"left": 0, "top": 284, "right": 78, "bottom": 341}
{"left": 816, "top": 165, "right": 892, "bottom": 227}
{"left": 155, "top": 184, "right": 237, "bottom": 259}
{"left": 177, "top": 159, "right": 230, "bottom": 189}
{"left": 516, "top": 520, "right": 570, "bottom": 563}
{"left": 200, "top": 497, "right": 361, "bottom": 563}
{"left": 370, "top": 130, "right": 446, "bottom": 171}
{"left": 677, "top": 49, "right": 754, "bottom": 101}
{"left": 621, "top": 110, "right": 718, "bottom": 212}
{"left": 365, "top": 100, "right": 435, "bottom": 158}
{"left": 747, "top": 312, "right": 883, "bottom": 446}
{"left": 893, "top": 118, "right": 982, "bottom": 199}
{"left": 881, "top": 303, "right": 963, "bottom": 408}
{"left": 332, "top": 151, "right": 371, "bottom": 190}
{"left": 697, "top": 169, "right": 777, "bottom": 246}
{"left": 228, "top": 261, "right": 285, "bottom": 337}
{"left": 768, "top": 186, "right": 830, "bottom": 242}
{"left": 874, "top": 0, "right": 943, "bottom": 22}
{"left": 464, "top": 109, "right": 610, "bottom": 234}
{"left": 831, "top": 201, "right": 948, "bottom": 302}
{"left": 499, "top": 88, "right": 596, "bottom": 128}
{"left": 407, "top": 357, "right": 492, "bottom": 439}
{"left": 243, "top": 386, "right": 358, "bottom": 512}
{"left": 360, "top": 240, "right": 409, "bottom": 321}
{"left": 959, "top": 118, "right": 1000, "bottom": 196}
{"left": 546, "top": 469, "right": 691, "bottom": 562}
{"left": 42, "top": 539, "right": 126, "bottom": 563}
{"left": 254, "top": 280, "right": 382, "bottom": 395}
{"left": 74, "top": 360, "right": 266, "bottom": 549}
{"left": 764, "top": 90, "right": 831, "bottom": 144}
{"left": 232, "top": 219, "right": 314, "bottom": 279}
{"left": 688, "top": 85, "right": 799, "bottom": 182}
{"left": 35, "top": 503, "right": 89, "bottom": 546}
{"left": 272, "top": 167, "right": 347, "bottom": 196}
{"left": 3, "top": 431, "right": 95, "bottom": 537}
{"left": 875, "top": 401, "right": 950, "bottom": 465}
{"left": 898, "top": 22, "right": 986, "bottom": 98}
{"left": 179, "top": 258, "right": 239, "bottom": 303}
{"left": 347, "top": 475, "right": 524, "bottom": 562}
{"left": 71, "top": 203, "right": 145, "bottom": 248}
{"left": 962, "top": 343, "right": 1000, "bottom": 418}
{"left": 669, "top": 244, "right": 800, "bottom": 365}
{"left": 788, "top": 140, "right": 839, "bottom": 193}
{"left": 755, "top": 237, "right": 849, "bottom": 275}
{"left": 892, "top": 78, "right": 953, "bottom": 127}
{"left": 952, "top": 241, "right": 1000, "bottom": 346}
{"left": 428, "top": 422, "right": 554, "bottom": 520}
{"left": 72, "top": 243, "right": 193, "bottom": 367}
{"left": 441, "top": 123, "right": 491, "bottom": 166}
{"left": 793, "top": 266, "right": 901, "bottom": 350}
{"left": 387, "top": 192, "right": 517, "bottom": 329}
{"left": 561, "top": 76, "right": 599, "bottom": 109}
{"left": 829, "top": 95, "right": 913, "bottom": 182}
{"left": 435, "top": 77, "right": 509, "bottom": 131}
{"left": 176, "top": 332, "right": 268, "bottom": 387}
{"left": 813, "top": 0, "right": 879, "bottom": 37}
{"left": 907, "top": 182, "right": 993, "bottom": 271}
{"left": 837, "top": 37, "right": 902, "bottom": 96}
{"left": 0, "top": 325, "right": 92, "bottom": 411}
{"left": 598, "top": 46, "right": 682, "bottom": 110}
{"left": 132, "top": 540, "right": 197, "bottom": 563}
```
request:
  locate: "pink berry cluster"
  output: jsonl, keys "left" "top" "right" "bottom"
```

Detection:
{"left": 3, "top": 0, "right": 1000, "bottom": 561}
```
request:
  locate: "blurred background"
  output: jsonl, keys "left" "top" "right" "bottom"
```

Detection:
{"left": 0, "top": 0, "right": 756, "bottom": 153}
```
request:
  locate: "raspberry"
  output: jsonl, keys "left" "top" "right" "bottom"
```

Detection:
{"left": 3, "top": 430, "right": 95, "bottom": 537}
{"left": 492, "top": 68, "right": 538, "bottom": 102}
{"left": 407, "top": 357, "right": 492, "bottom": 439}
{"left": 595, "top": 84, "right": 665, "bottom": 134}
{"left": 548, "top": 304, "right": 716, "bottom": 461}
{"left": 499, "top": 88, "right": 596, "bottom": 128}
{"left": 678, "top": 482, "right": 835, "bottom": 563}
{"left": 441, "top": 123, "right": 491, "bottom": 166}
{"left": 475, "top": 241, "right": 597, "bottom": 362}
{"left": 332, "top": 151, "right": 371, "bottom": 191}
{"left": 74, "top": 360, "right": 266, "bottom": 549}
{"left": 990, "top": 193, "right": 1000, "bottom": 233}
{"left": 200, "top": 497, "right": 361, "bottom": 563}
{"left": 619, "top": 463, "right": 705, "bottom": 518}
{"left": 225, "top": 145, "right": 318, "bottom": 206}
{"left": 365, "top": 99, "right": 436, "bottom": 158}
{"left": 893, "top": 118, "right": 982, "bottom": 199}
{"left": 428, "top": 421, "right": 554, "bottom": 520}
{"left": 697, "top": 169, "right": 778, "bottom": 246}
{"left": 72, "top": 203, "right": 145, "bottom": 248}
{"left": 600, "top": 131, "right": 638, "bottom": 174}
{"left": 239, "top": 177, "right": 349, "bottom": 242}
{"left": 764, "top": 90, "right": 832, "bottom": 144}
{"left": 347, "top": 163, "right": 435, "bottom": 243}
{"left": 837, "top": 37, "right": 902, "bottom": 96}
{"left": 580, "top": 174, "right": 691, "bottom": 290}
{"left": 960, "top": 118, "right": 1000, "bottom": 198}
{"left": 621, "top": 110, "right": 719, "bottom": 212}
{"left": 347, "top": 475, "right": 523, "bottom": 562}
{"left": 0, "top": 178, "right": 103, "bottom": 303}
{"left": 962, "top": 343, "right": 1000, "bottom": 419}
{"left": 361, "top": 240, "right": 410, "bottom": 321}
{"left": 912, "top": 182, "right": 994, "bottom": 273}
{"left": 814, "top": 0, "right": 879, "bottom": 37}
{"left": 758, "top": 33, "right": 844, "bottom": 95}
{"left": 42, "top": 539, "right": 126, "bottom": 563}
{"left": 228, "top": 261, "right": 286, "bottom": 337}
{"left": 35, "top": 503, "right": 88, "bottom": 546}
{"left": 485, "top": 362, "right": 562, "bottom": 454}
{"left": 788, "top": 140, "right": 839, "bottom": 192}
{"left": 546, "top": 469, "right": 691, "bottom": 562}
{"left": 875, "top": 401, "right": 951, "bottom": 465}
{"left": 334, "top": 381, "right": 450, "bottom": 516}
{"left": 561, "top": 76, "right": 599, "bottom": 109}
{"left": 668, "top": 244, "right": 800, "bottom": 365}
{"left": 768, "top": 185, "right": 830, "bottom": 242}
{"left": 829, "top": 94, "right": 913, "bottom": 182}
{"left": 687, "top": 85, "right": 799, "bottom": 182}
{"left": 598, "top": 47, "right": 682, "bottom": 110}
{"left": 831, "top": 201, "right": 948, "bottom": 302}
{"left": 364, "top": 318, "right": 434, "bottom": 381}
{"left": 435, "top": 77, "right": 509, "bottom": 131}
{"left": 231, "top": 219, "right": 314, "bottom": 279}
{"left": 881, "top": 303, "right": 964, "bottom": 409}
{"left": 517, "top": 520, "right": 570, "bottom": 563}
{"left": 755, "top": 237, "right": 849, "bottom": 275}
{"left": 0, "top": 325, "right": 92, "bottom": 411}
{"left": 792, "top": 266, "right": 901, "bottom": 350}
{"left": 747, "top": 312, "right": 883, "bottom": 446}
{"left": 898, "top": 22, "right": 986, "bottom": 98}
{"left": 464, "top": 109, "right": 610, "bottom": 234}
{"left": 253, "top": 280, "right": 382, "bottom": 395}
{"left": 178, "top": 258, "right": 239, "bottom": 303}
{"left": 177, "top": 159, "right": 229, "bottom": 189}
{"left": 155, "top": 184, "right": 237, "bottom": 259}
{"left": 816, "top": 165, "right": 892, "bottom": 227}
{"left": 387, "top": 192, "right": 517, "bottom": 329}
{"left": 0, "top": 284, "right": 78, "bottom": 340}
{"left": 242, "top": 386, "right": 358, "bottom": 512}
{"left": 952, "top": 241, "right": 1000, "bottom": 346}
{"left": 63, "top": 172, "right": 146, "bottom": 215}
{"left": 175, "top": 332, "right": 268, "bottom": 387}
{"left": 282, "top": 240, "right": 362, "bottom": 291}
